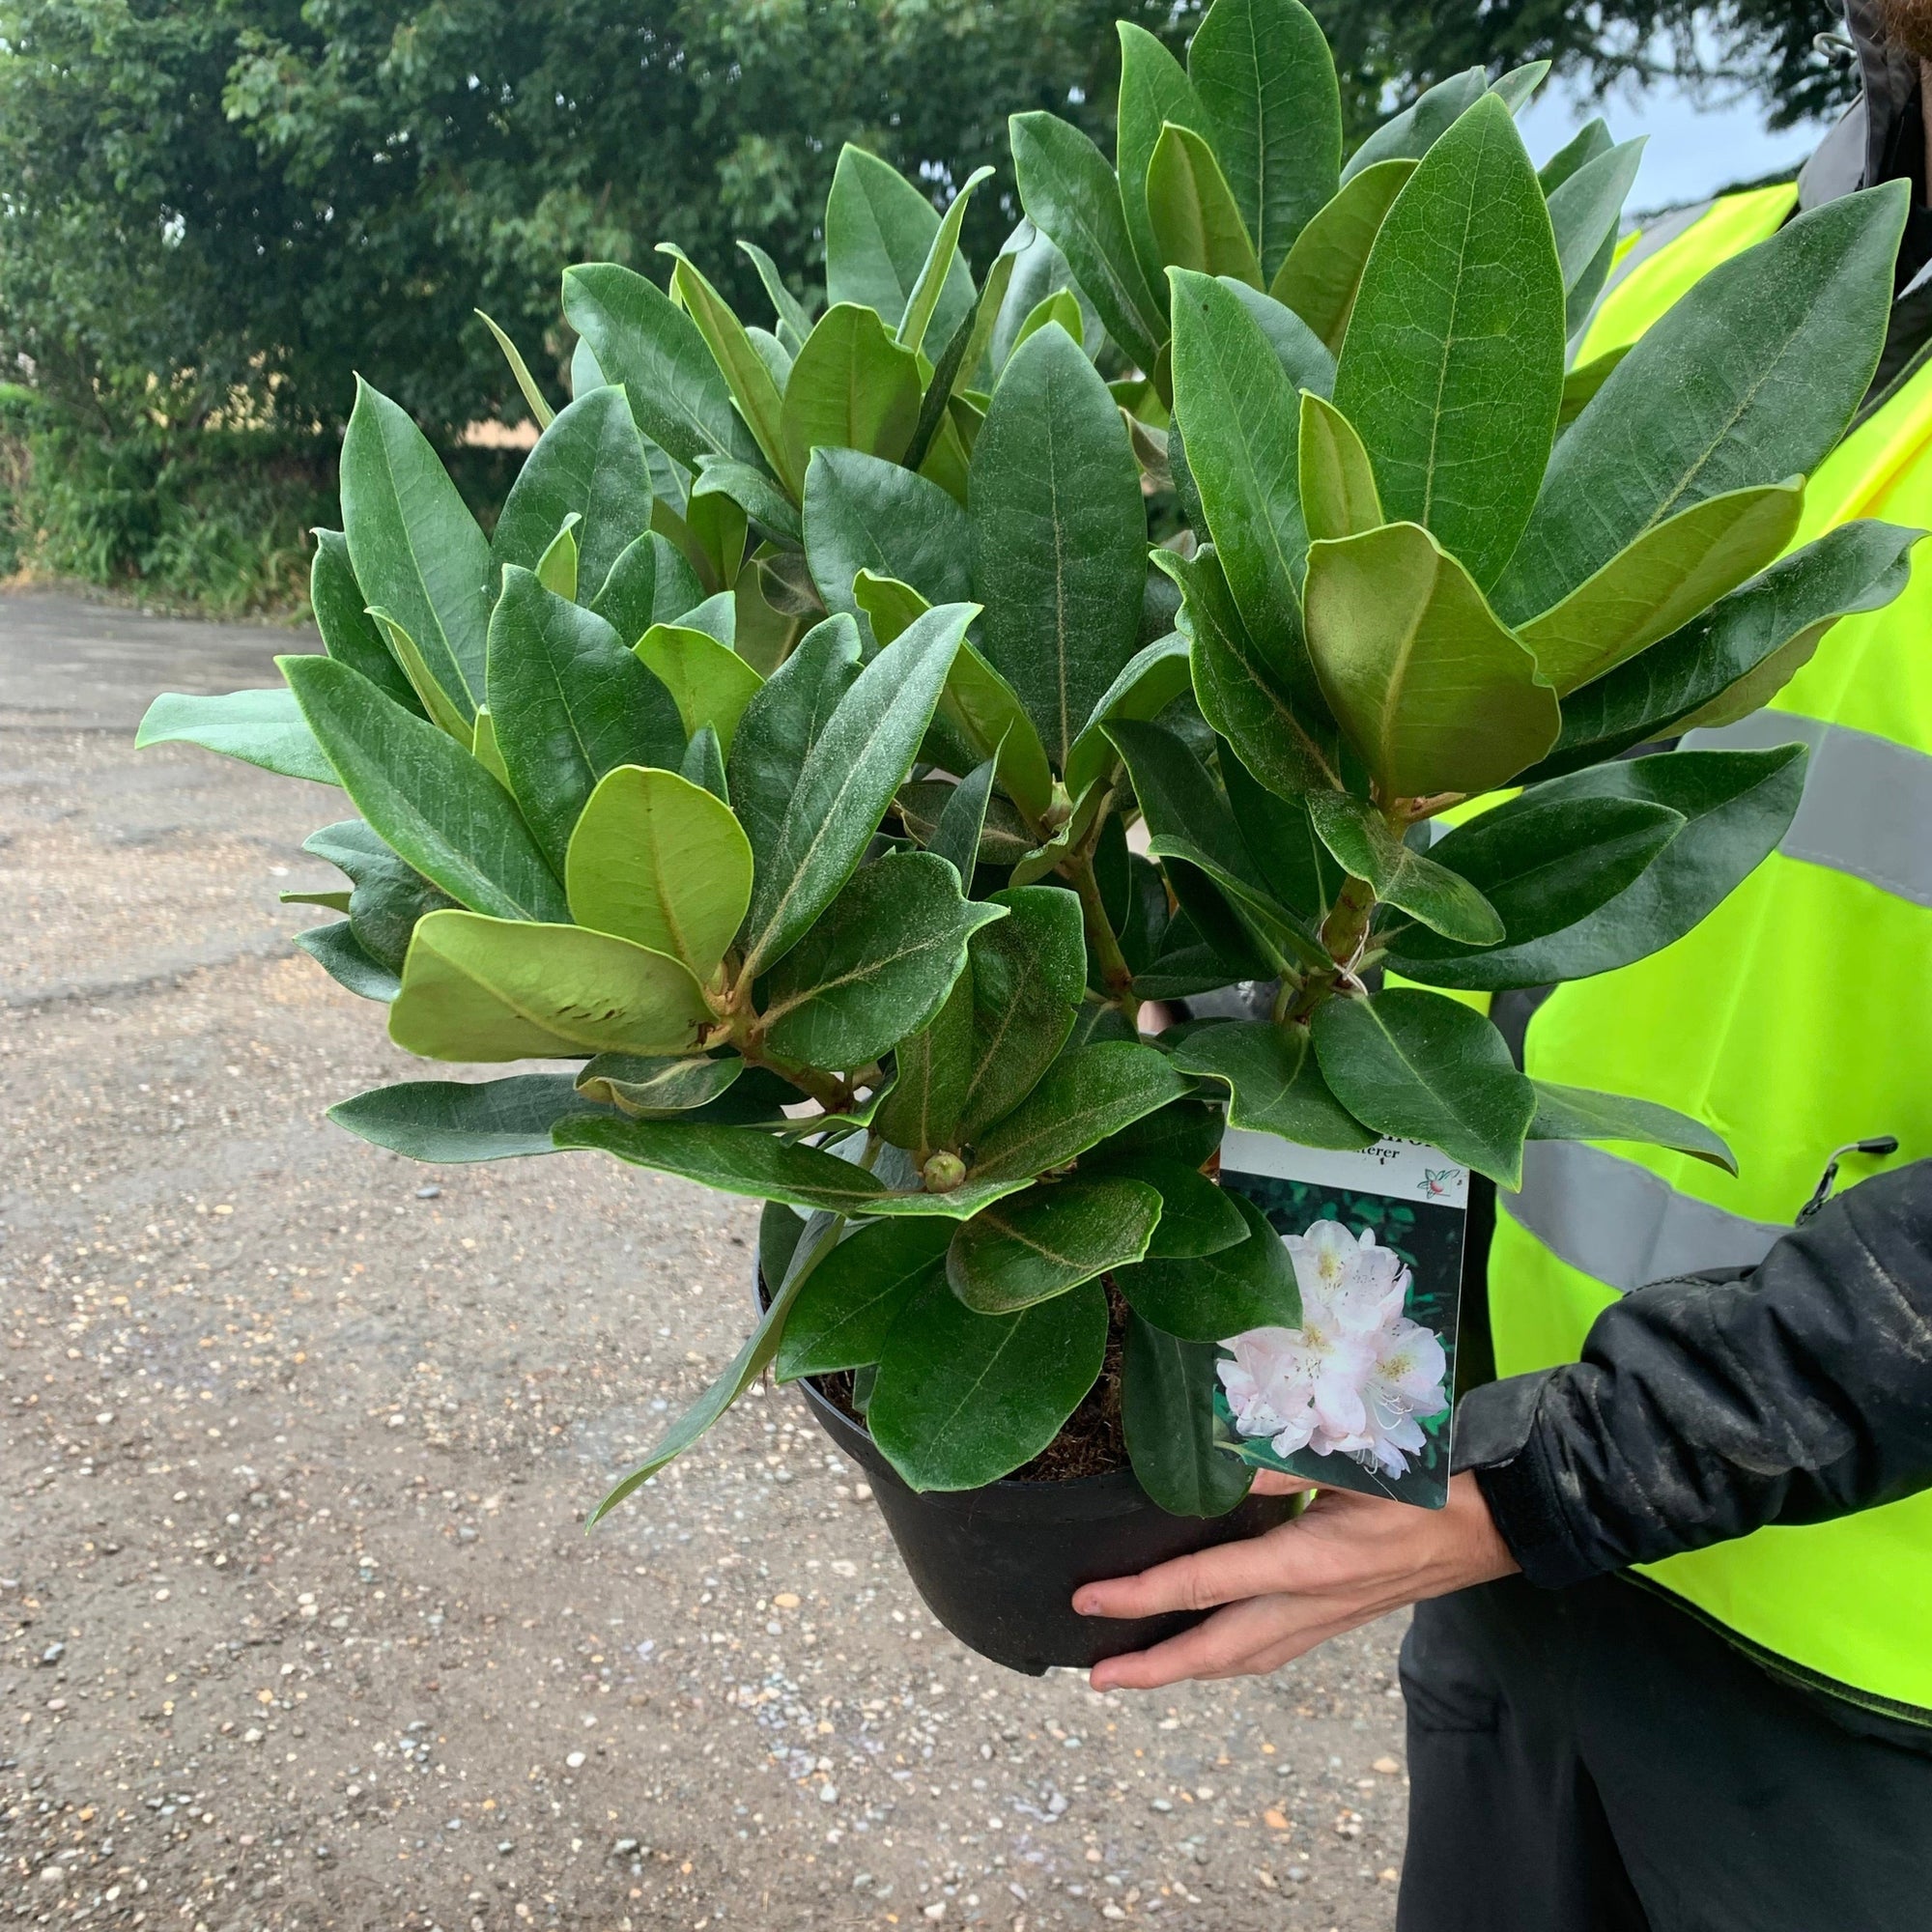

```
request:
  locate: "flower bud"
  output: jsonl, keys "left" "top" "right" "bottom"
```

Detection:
{"left": 921, "top": 1151, "right": 967, "bottom": 1193}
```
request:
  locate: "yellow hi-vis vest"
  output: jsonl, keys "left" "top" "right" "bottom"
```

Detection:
{"left": 1492, "top": 189, "right": 1932, "bottom": 1722}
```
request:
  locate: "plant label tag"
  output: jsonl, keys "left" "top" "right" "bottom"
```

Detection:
{"left": 1211, "top": 1127, "right": 1466, "bottom": 1510}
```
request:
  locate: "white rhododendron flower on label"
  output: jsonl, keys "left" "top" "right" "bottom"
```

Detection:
{"left": 1218, "top": 1218, "right": 1450, "bottom": 1479}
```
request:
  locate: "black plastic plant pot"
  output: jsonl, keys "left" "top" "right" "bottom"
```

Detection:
{"left": 761, "top": 1270, "right": 1296, "bottom": 1675}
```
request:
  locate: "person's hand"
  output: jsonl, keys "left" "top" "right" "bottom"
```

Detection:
{"left": 1073, "top": 1471, "right": 1518, "bottom": 1691}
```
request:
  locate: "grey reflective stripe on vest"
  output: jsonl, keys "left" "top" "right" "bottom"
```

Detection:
{"left": 1682, "top": 713, "right": 1932, "bottom": 908}
{"left": 1502, "top": 1140, "right": 1790, "bottom": 1293}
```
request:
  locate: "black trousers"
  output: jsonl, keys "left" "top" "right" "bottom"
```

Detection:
{"left": 1397, "top": 1574, "right": 1932, "bottom": 1932}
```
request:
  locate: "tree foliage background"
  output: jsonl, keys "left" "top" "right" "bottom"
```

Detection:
{"left": 0, "top": 0, "right": 1849, "bottom": 604}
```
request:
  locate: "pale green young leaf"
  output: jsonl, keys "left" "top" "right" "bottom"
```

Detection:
{"left": 367, "top": 609, "right": 474, "bottom": 741}
{"left": 633, "top": 622, "right": 763, "bottom": 755}
{"left": 136, "top": 687, "right": 339, "bottom": 787}
{"left": 661, "top": 246, "right": 794, "bottom": 493}
{"left": 1117, "top": 21, "right": 1214, "bottom": 290}
{"left": 1268, "top": 157, "right": 1415, "bottom": 353}
{"left": 737, "top": 241, "right": 816, "bottom": 355}
{"left": 1148, "top": 122, "right": 1264, "bottom": 287}
{"left": 330, "top": 1073, "right": 611, "bottom": 1162}
{"left": 781, "top": 303, "right": 923, "bottom": 485}
{"left": 1297, "top": 392, "right": 1381, "bottom": 543}
{"left": 535, "top": 522, "right": 579, "bottom": 602}
{"left": 825, "top": 145, "right": 977, "bottom": 348}
{"left": 474, "top": 310, "right": 555, "bottom": 428}
{"left": 899, "top": 165, "right": 994, "bottom": 356}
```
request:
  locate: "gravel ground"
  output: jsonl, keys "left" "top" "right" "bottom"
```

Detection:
{"left": 0, "top": 589, "right": 1408, "bottom": 1931}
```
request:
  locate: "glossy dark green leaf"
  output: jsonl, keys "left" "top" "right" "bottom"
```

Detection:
{"left": 1311, "top": 989, "right": 1534, "bottom": 1187}
{"left": 294, "top": 920, "right": 399, "bottom": 1002}
{"left": 574, "top": 1054, "right": 747, "bottom": 1118}
{"left": 1393, "top": 796, "right": 1684, "bottom": 966}
{"left": 1497, "top": 184, "right": 1910, "bottom": 622}
{"left": 875, "top": 967, "right": 976, "bottom": 1159}
{"left": 781, "top": 302, "right": 923, "bottom": 482}
{"left": 1188, "top": 0, "right": 1341, "bottom": 280}
{"left": 930, "top": 755, "right": 997, "bottom": 885}
{"left": 1304, "top": 791, "right": 1503, "bottom": 945}
{"left": 1148, "top": 122, "right": 1263, "bottom": 287}
{"left": 1122, "top": 1317, "right": 1254, "bottom": 1518}
{"left": 1113, "top": 1189, "right": 1300, "bottom": 1342}
{"left": 1331, "top": 96, "right": 1565, "bottom": 589}
{"left": 136, "top": 688, "right": 339, "bottom": 786}
{"left": 491, "top": 386, "right": 654, "bottom": 606}
{"left": 485, "top": 567, "right": 688, "bottom": 874}
{"left": 329, "top": 1074, "right": 610, "bottom": 1160}
{"left": 302, "top": 817, "right": 457, "bottom": 971}
{"left": 590, "top": 531, "right": 706, "bottom": 648}
{"left": 1386, "top": 747, "right": 1807, "bottom": 991}
{"left": 691, "top": 460, "right": 801, "bottom": 545}
{"left": 957, "top": 885, "right": 1088, "bottom": 1141}
{"left": 1340, "top": 66, "right": 1485, "bottom": 183}
{"left": 971, "top": 1041, "right": 1189, "bottom": 1182}
{"left": 736, "top": 604, "right": 975, "bottom": 977}
{"left": 1221, "top": 745, "right": 1340, "bottom": 923}
{"left": 802, "top": 447, "right": 971, "bottom": 621}
{"left": 339, "top": 379, "right": 491, "bottom": 716}
{"left": 947, "top": 1177, "right": 1161, "bottom": 1314}
{"left": 1528, "top": 1080, "right": 1737, "bottom": 1174}
{"left": 760, "top": 851, "right": 1004, "bottom": 1068}
{"left": 1117, "top": 21, "right": 1213, "bottom": 289}
{"left": 776, "top": 1218, "right": 952, "bottom": 1378}
{"left": 1010, "top": 110, "right": 1166, "bottom": 371}
{"left": 1268, "top": 157, "right": 1415, "bottom": 355}
{"left": 561, "top": 262, "right": 765, "bottom": 473}
{"left": 1170, "top": 1020, "right": 1374, "bottom": 1149}
{"left": 311, "top": 530, "right": 422, "bottom": 714}
{"left": 681, "top": 723, "right": 729, "bottom": 803}
{"left": 824, "top": 144, "right": 976, "bottom": 348}
{"left": 969, "top": 324, "right": 1146, "bottom": 768}
{"left": 280, "top": 654, "right": 567, "bottom": 923}
{"left": 869, "top": 1274, "right": 1109, "bottom": 1491}
{"left": 1103, "top": 1156, "right": 1245, "bottom": 1258}
{"left": 759, "top": 1197, "right": 809, "bottom": 1291}
{"left": 1522, "top": 521, "right": 1923, "bottom": 780}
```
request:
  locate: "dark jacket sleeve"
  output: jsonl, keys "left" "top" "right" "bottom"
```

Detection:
{"left": 1455, "top": 1160, "right": 1932, "bottom": 1590}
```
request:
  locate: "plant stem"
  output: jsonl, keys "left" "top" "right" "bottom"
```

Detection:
{"left": 1068, "top": 851, "right": 1139, "bottom": 1025}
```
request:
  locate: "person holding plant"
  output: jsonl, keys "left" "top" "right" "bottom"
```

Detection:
{"left": 1074, "top": 6, "right": 1932, "bottom": 1925}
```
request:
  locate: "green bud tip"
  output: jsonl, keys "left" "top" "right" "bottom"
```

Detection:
{"left": 921, "top": 1151, "right": 967, "bottom": 1193}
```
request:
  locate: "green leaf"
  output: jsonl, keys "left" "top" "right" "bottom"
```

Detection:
{"left": 852, "top": 568, "right": 929, "bottom": 647}
{"left": 1113, "top": 1189, "right": 1300, "bottom": 1342}
{"left": 691, "top": 459, "right": 801, "bottom": 545}
{"left": 1159, "top": 544, "right": 1342, "bottom": 799}
{"left": 968, "top": 324, "right": 1147, "bottom": 770}
{"left": 776, "top": 1219, "right": 952, "bottom": 1378}
{"left": 1331, "top": 96, "right": 1566, "bottom": 589}
{"left": 1221, "top": 748, "right": 1342, "bottom": 923}
{"left": 760, "top": 850, "right": 1005, "bottom": 1068}
{"left": 632, "top": 622, "right": 763, "bottom": 755}
{"left": 294, "top": 920, "right": 400, "bottom": 1002}
{"left": 970, "top": 1041, "right": 1188, "bottom": 1182}
{"left": 1117, "top": 21, "right": 1214, "bottom": 290}
{"left": 535, "top": 522, "right": 580, "bottom": 602}
{"left": 561, "top": 263, "right": 766, "bottom": 474}
{"left": 1169, "top": 1019, "right": 1374, "bottom": 1148}
{"left": 736, "top": 603, "right": 974, "bottom": 977}
{"left": 677, "top": 589, "right": 737, "bottom": 645}
{"left": 930, "top": 755, "right": 997, "bottom": 884}
{"left": 302, "top": 817, "right": 457, "bottom": 971}
{"left": 957, "top": 885, "right": 1087, "bottom": 1141}
{"left": 491, "top": 386, "right": 654, "bottom": 608}
{"left": 574, "top": 1054, "right": 747, "bottom": 1118}
{"left": 1064, "top": 635, "right": 1194, "bottom": 800}
{"left": 870, "top": 1273, "right": 1109, "bottom": 1491}
{"left": 825, "top": 145, "right": 977, "bottom": 348}
{"left": 1268, "top": 157, "right": 1416, "bottom": 355}
{"left": 1546, "top": 137, "right": 1644, "bottom": 304}
{"left": 310, "top": 530, "right": 422, "bottom": 714}
{"left": 1188, "top": 0, "right": 1341, "bottom": 280}
{"left": 590, "top": 531, "right": 706, "bottom": 648}
{"left": 1311, "top": 989, "right": 1534, "bottom": 1187}
{"left": 1122, "top": 1317, "right": 1254, "bottom": 1517}
{"left": 908, "top": 251, "right": 1016, "bottom": 471}
{"left": 1537, "top": 118, "right": 1613, "bottom": 196}
{"left": 1303, "top": 523, "right": 1559, "bottom": 797}
{"left": 948, "top": 1177, "right": 1161, "bottom": 1313}
{"left": 366, "top": 608, "right": 474, "bottom": 742}
{"left": 1395, "top": 795, "right": 1683, "bottom": 967}
{"left": 738, "top": 241, "right": 817, "bottom": 356}
{"left": 329, "top": 1074, "right": 610, "bottom": 1161}
{"left": 1385, "top": 746, "right": 1807, "bottom": 990}
{"left": 485, "top": 566, "right": 688, "bottom": 874}
{"left": 681, "top": 722, "right": 729, "bottom": 803}
{"left": 136, "top": 687, "right": 338, "bottom": 786}
{"left": 1489, "top": 61, "right": 1551, "bottom": 115}
{"left": 475, "top": 310, "right": 555, "bottom": 429}
{"left": 390, "top": 909, "right": 709, "bottom": 1061}
{"left": 1341, "top": 67, "right": 1486, "bottom": 182}
{"left": 1101, "top": 1156, "right": 1245, "bottom": 1258}
{"left": 1166, "top": 272, "right": 1321, "bottom": 698}
{"left": 1518, "top": 482, "right": 1805, "bottom": 696}
{"left": 802, "top": 447, "right": 971, "bottom": 621}
{"left": 1297, "top": 392, "right": 1381, "bottom": 543}
{"left": 1528, "top": 1080, "right": 1737, "bottom": 1175}
{"left": 1221, "top": 280, "right": 1336, "bottom": 397}
{"left": 555, "top": 1114, "right": 1032, "bottom": 1219}
{"left": 899, "top": 165, "right": 994, "bottom": 355}
{"left": 1010, "top": 110, "right": 1166, "bottom": 372}
{"left": 660, "top": 246, "right": 793, "bottom": 492}
{"left": 875, "top": 966, "right": 977, "bottom": 1158}
{"left": 565, "top": 765, "right": 752, "bottom": 981}
{"left": 1304, "top": 791, "right": 1503, "bottom": 944}
{"left": 1148, "top": 122, "right": 1264, "bottom": 287}
{"left": 932, "top": 631, "right": 1056, "bottom": 827}
{"left": 280, "top": 654, "right": 567, "bottom": 923}
{"left": 781, "top": 302, "right": 923, "bottom": 485}
{"left": 1009, "top": 293, "right": 1085, "bottom": 357}
{"left": 1497, "top": 184, "right": 1910, "bottom": 622}
{"left": 339, "top": 379, "right": 492, "bottom": 716}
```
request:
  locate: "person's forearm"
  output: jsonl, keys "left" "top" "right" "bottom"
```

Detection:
{"left": 1459, "top": 1160, "right": 1932, "bottom": 1589}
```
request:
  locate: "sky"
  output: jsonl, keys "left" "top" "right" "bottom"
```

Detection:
{"left": 1515, "top": 68, "right": 1833, "bottom": 213}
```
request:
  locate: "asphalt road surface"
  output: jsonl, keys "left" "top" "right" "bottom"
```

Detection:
{"left": 0, "top": 588, "right": 1409, "bottom": 1931}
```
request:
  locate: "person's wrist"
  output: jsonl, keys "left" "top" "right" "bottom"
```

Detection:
{"left": 1432, "top": 1471, "right": 1520, "bottom": 1594}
